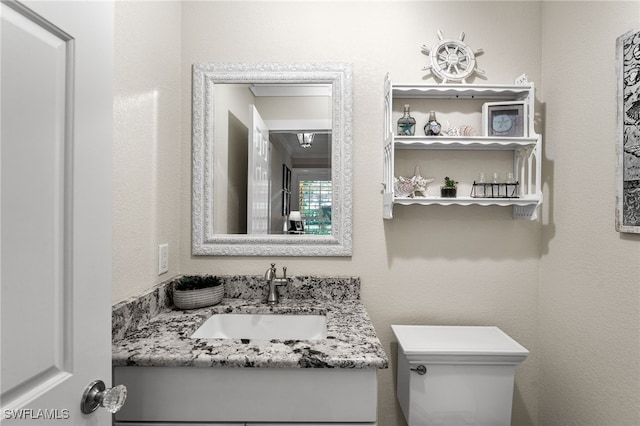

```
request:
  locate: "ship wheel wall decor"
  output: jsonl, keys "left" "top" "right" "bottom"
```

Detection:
{"left": 422, "top": 30, "right": 485, "bottom": 83}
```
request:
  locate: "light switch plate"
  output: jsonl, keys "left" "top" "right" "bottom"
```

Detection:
{"left": 158, "top": 244, "right": 168, "bottom": 275}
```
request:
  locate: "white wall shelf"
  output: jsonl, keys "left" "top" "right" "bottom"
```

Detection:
{"left": 383, "top": 75, "right": 543, "bottom": 220}
{"left": 394, "top": 135, "right": 538, "bottom": 150}
{"left": 390, "top": 83, "right": 533, "bottom": 100}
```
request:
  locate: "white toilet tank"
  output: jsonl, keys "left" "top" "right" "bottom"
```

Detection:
{"left": 391, "top": 325, "right": 528, "bottom": 426}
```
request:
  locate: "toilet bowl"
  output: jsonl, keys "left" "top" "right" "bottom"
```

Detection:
{"left": 391, "top": 325, "right": 528, "bottom": 426}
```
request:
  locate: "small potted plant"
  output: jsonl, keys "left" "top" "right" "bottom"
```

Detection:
{"left": 440, "top": 176, "right": 458, "bottom": 198}
{"left": 172, "top": 275, "right": 223, "bottom": 310}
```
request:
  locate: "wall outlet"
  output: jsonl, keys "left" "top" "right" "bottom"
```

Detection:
{"left": 158, "top": 244, "right": 169, "bottom": 275}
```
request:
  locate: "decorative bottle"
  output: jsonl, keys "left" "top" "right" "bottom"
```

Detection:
{"left": 397, "top": 104, "right": 416, "bottom": 136}
{"left": 424, "top": 111, "right": 442, "bottom": 136}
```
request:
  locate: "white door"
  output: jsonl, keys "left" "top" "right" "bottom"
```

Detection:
{"left": 247, "top": 105, "right": 270, "bottom": 234}
{"left": 1, "top": 1, "right": 114, "bottom": 424}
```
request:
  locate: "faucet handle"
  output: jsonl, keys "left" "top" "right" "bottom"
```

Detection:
{"left": 282, "top": 266, "right": 287, "bottom": 279}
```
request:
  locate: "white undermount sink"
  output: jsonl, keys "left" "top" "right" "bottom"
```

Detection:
{"left": 190, "top": 313, "right": 327, "bottom": 340}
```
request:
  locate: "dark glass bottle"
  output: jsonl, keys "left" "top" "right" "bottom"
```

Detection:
{"left": 424, "top": 111, "right": 442, "bottom": 136}
{"left": 397, "top": 104, "right": 416, "bottom": 136}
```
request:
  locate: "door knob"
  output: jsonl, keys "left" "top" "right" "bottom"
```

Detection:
{"left": 80, "top": 380, "right": 127, "bottom": 414}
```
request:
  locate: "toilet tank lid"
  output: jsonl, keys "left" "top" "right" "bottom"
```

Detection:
{"left": 391, "top": 325, "right": 529, "bottom": 360}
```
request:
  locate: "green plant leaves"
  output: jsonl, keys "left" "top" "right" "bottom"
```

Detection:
{"left": 173, "top": 275, "right": 221, "bottom": 291}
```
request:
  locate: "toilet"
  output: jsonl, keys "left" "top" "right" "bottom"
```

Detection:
{"left": 391, "top": 325, "right": 528, "bottom": 426}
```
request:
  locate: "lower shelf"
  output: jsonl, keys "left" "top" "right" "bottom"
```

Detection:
{"left": 383, "top": 194, "right": 541, "bottom": 220}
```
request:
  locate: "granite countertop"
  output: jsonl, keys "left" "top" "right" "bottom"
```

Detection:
{"left": 112, "top": 297, "right": 389, "bottom": 369}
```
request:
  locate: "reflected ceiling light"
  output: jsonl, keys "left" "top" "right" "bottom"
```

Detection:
{"left": 297, "top": 132, "right": 314, "bottom": 148}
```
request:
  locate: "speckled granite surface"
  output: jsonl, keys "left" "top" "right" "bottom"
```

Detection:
{"left": 112, "top": 276, "right": 388, "bottom": 370}
{"left": 112, "top": 278, "right": 173, "bottom": 342}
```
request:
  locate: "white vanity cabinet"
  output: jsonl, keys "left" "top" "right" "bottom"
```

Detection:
{"left": 113, "top": 366, "right": 378, "bottom": 425}
{"left": 382, "top": 74, "right": 543, "bottom": 220}
{"left": 115, "top": 423, "right": 370, "bottom": 425}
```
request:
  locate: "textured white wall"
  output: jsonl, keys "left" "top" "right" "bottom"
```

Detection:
{"left": 539, "top": 2, "right": 640, "bottom": 425}
{"left": 111, "top": 2, "right": 640, "bottom": 425}
{"left": 113, "top": 1, "right": 182, "bottom": 302}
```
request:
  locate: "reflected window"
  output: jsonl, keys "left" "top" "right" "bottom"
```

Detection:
{"left": 299, "top": 180, "right": 332, "bottom": 235}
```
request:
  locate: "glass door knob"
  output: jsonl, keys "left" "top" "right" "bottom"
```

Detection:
{"left": 81, "top": 379, "right": 127, "bottom": 414}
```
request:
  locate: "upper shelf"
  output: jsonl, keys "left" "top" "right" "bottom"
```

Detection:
{"left": 394, "top": 135, "right": 539, "bottom": 150}
{"left": 391, "top": 83, "right": 534, "bottom": 100}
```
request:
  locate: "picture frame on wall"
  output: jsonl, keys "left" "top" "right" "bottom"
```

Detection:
{"left": 482, "top": 101, "right": 527, "bottom": 137}
{"left": 282, "top": 164, "right": 291, "bottom": 216}
{"left": 616, "top": 28, "right": 640, "bottom": 233}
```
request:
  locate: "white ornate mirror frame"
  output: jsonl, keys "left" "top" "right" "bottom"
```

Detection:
{"left": 192, "top": 62, "right": 353, "bottom": 256}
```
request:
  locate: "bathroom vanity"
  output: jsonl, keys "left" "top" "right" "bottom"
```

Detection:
{"left": 112, "top": 276, "right": 388, "bottom": 425}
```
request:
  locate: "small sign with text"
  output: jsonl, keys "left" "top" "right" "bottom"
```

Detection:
{"left": 3, "top": 408, "right": 70, "bottom": 420}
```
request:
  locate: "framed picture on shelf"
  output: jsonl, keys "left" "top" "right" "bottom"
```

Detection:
{"left": 482, "top": 101, "right": 527, "bottom": 137}
{"left": 616, "top": 28, "right": 640, "bottom": 233}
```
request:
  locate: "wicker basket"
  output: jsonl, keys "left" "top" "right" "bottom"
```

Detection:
{"left": 173, "top": 284, "right": 224, "bottom": 310}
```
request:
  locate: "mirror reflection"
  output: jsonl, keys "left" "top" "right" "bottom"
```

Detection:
{"left": 191, "top": 62, "right": 352, "bottom": 257}
{"left": 214, "top": 83, "right": 332, "bottom": 235}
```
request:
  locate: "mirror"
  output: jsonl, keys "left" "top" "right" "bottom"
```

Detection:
{"left": 211, "top": 84, "right": 332, "bottom": 235}
{"left": 192, "top": 63, "right": 353, "bottom": 256}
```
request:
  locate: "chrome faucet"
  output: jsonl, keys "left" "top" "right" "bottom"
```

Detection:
{"left": 264, "top": 263, "right": 287, "bottom": 305}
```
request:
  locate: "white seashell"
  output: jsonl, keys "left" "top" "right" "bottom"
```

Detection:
{"left": 395, "top": 170, "right": 435, "bottom": 198}
{"left": 394, "top": 176, "right": 415, "bottom": 197}
{"left": 410, "top": 174, "right": 434, "bottom": 197}
{"left": 442, "top": 120, "right": 460, "bottom": 137}
{"left": 460, "top": 125, "right": 477, "bottom": 136}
